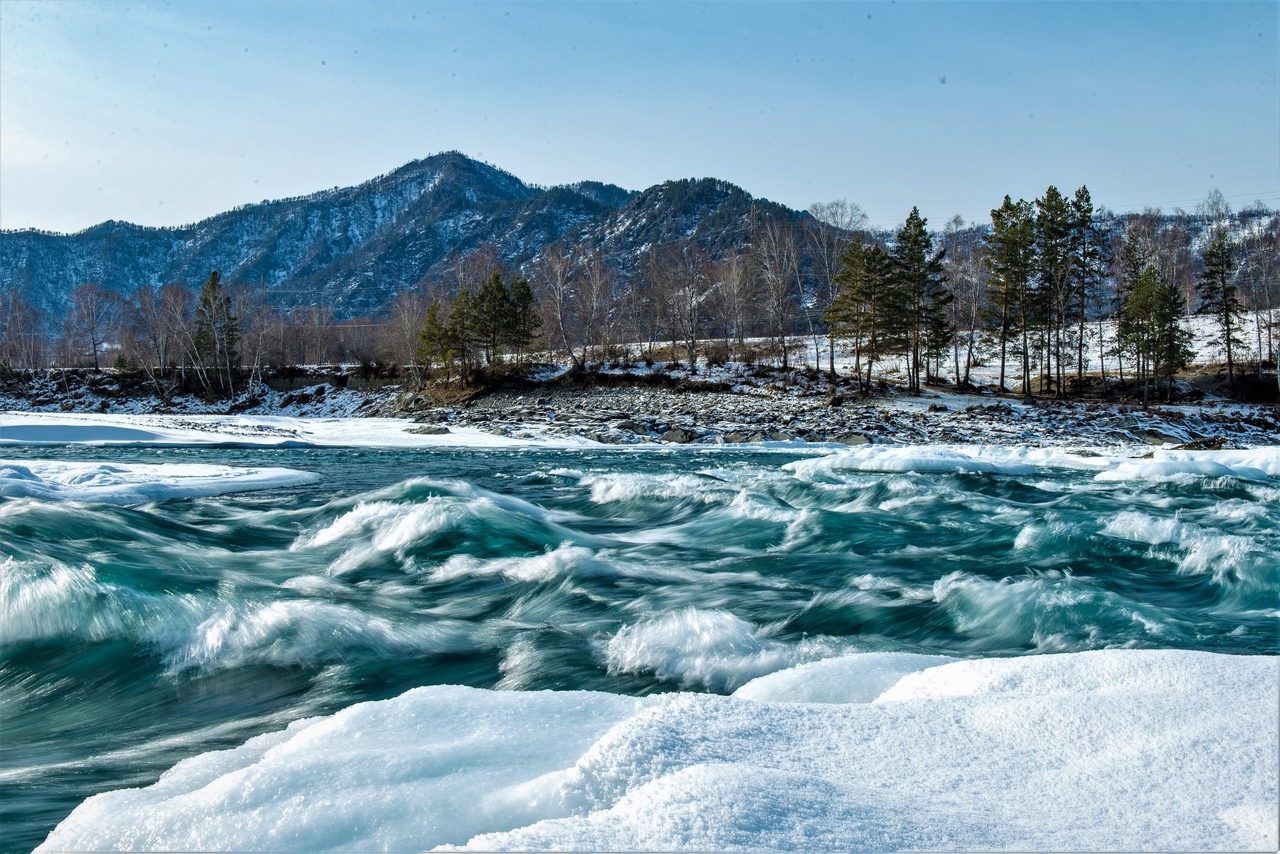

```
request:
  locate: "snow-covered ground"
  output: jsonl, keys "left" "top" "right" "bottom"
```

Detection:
{"left": 37, "top": 649, "right": 1277, "bottom": 852}
{"left": 0, "top": 412, "right": 593, "bottom": 449}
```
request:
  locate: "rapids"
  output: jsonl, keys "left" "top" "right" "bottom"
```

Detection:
{"left": 2, "top": 443, "right": 1277, "bottom": 851}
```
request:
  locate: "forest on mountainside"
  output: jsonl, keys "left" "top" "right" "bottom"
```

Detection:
{"left": 2, "top": 164, "right": 1276, "bottom": 404}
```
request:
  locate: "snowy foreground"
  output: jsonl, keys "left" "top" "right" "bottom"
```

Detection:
{"left": 39, "top": 650, "right": 1278, "bottom": 852}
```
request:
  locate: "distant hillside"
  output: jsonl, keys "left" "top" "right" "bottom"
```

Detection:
{"left": 0, "top": 152, "right": 805, "bottom": 320}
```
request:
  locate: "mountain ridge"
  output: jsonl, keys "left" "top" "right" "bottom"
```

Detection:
{"left": 0, "top": 151, "right": 801, "bottom": 319}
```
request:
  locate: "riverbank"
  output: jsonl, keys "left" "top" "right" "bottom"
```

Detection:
{"left": 3, "top": 364, "right": 1278, "bottom": 450}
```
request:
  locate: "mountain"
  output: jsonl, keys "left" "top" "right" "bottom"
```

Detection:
{"left": 0, "top": 152, "right": 804, "bottom": 320}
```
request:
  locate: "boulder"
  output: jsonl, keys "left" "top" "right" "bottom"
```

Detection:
{"left": 660, "top": 428, "right": 694, "bottom": 444}
{"left": 406, "top": 425, "right": 450, "bottom": 435}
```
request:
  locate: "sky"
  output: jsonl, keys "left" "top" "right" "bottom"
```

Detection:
{"left": 1, "top": 0, "right": 1276, "bottom": 233}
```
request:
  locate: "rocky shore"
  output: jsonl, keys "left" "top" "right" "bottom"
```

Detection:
{"left": 399, "top": 385, "right": 1280, "bottom": 450}
{"left": 4, "top": 367, "right": 1278, "bottom": 450}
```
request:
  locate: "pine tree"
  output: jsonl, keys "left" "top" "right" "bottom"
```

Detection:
{"left": 473, "top": 272, "right": 511, "bottom": 366}
{"left": 986, "top": 197, "right": 1036, "bottom": 394}
{"left": 1197, "top": 229, "right": 1243, "bottom": 389}
{"left": 891, "top": 208, "right": 950, "bottom": 392}
{"left": 448, "top": 288, "right": 477, "bottom": 382}
{"left": 1118, "top": 264, "right": 1193, "bottom": 403}
{"left": 826, "top": 241, "right": 902, "bottom": 391}
{"left": 415, "top": 300, "right": 450, "bottom": 380}
{"left": 505, "top": 275, "right": 541, "bottom": 366}
{"left": 1035, "top": 186, "right": 1074, "bottom": 397}
{"left": 194, "top": 271, "right": 239, "bottom": 397}
{"left": 1069, "top": 186, "right": 1107, "bottom": 392}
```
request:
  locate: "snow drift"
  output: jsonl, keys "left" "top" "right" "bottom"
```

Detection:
{"left": 39, "top": 650, "right": 1278, "bottom": 852}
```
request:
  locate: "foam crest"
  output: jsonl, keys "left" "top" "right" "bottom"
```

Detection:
{"left": 432, "top": 544, "right": 604, "bottom": 583}
{"left": 1102, "top": 509, "right": 1193, "bottom": 544}
{"left": 582, "top": 472, "right": 727, "bottom": 505}
{"left": 0, "top": 558, "right": 200, "bottom": 646}
{"left": 167, "top": 599, "right": 473, "bottom": 672}
{"left": 930, "top": 570, "right": 1183, "bottom": 651}
{"left": 293, "top": 480, "right": 599, "bottom": 570}
{"left": 1103, "top": 510, "right": 1277, "bottom": 589}
{"left": 603, "top": 608, "right": 841, "bottom": 692}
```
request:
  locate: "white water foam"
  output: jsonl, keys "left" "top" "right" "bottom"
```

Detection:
{"left": 930, "top": 569, "right": 1183, "bottom": 650}
{"left": 0, "top": 558, "right": 201, "bottom": 646}
{"left": 1102, "top": 509, "right": 1277, "bottom": 588}
{"left": 603, "top": 608, "right": 845, "bottom": 692}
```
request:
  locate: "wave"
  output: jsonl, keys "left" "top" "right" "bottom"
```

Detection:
{"left": 603, "top": 608, "right": 847, "bottom": 692}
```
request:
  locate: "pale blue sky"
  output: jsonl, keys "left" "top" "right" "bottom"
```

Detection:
{"left": 1, "top": 0, "right": 1275, "bottom": 233}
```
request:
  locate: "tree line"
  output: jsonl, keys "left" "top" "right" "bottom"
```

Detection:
{"left": 1, "top": 189, "right": 1275, "bottom": 402}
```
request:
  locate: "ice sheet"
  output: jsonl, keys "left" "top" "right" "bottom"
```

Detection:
{"left": 40, "top": 650, "right": 1278, "bottom": 852}
{"left": 786, "top": 442, "right": 1280, "bottom": 481}
{"left": 0, "top": 460, "right": 318, "bottom": 504}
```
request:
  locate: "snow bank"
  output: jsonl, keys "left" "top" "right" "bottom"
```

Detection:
{"left": 0, "top": 460, "right": 318, "bottom": 504}
{"left": 40, "top": 650, "right": 1277, "bottom": 852}
{"left": 0, "top": 412, "right": 589, "bottom": 449}
{"left": 786, "top": 445, "right": 1038, "bottom": 476}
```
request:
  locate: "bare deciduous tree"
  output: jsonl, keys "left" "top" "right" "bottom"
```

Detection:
{"left": 807, "top": 200, "right": 867, "bottom": 374}
{"left": 531, "top": 244, "right": 581, "bottom": 368}
{"left": 69, "top": 282, "right": 120, "bottom": 370}
{"left": 575, "top": 250, "right": 615, "bottom": 366}
{"left": 753, "top": 218, "right": 801, "bottom": 369}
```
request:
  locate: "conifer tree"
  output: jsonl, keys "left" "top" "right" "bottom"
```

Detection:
{"left": 505, "top": 275, "right": 541, "bottom": 366}
{"left": 1069, "top": 186, "right": 1108, "bottom": 391}
{"left": 1118, "top": 264, "right": 1193, "bottom": 403}
{"left": 194, "top": 271, "right": 239, "bottom": 397}
{"left": 1197, "top": 229, "right": 1243, "bottom": 389}
{"left": 826, "top": 241, "right": 901, "bottom": 391}
{"left": 415, "top": 299, "right": 451, "bottom": 380}
{"left": 474, "top": 272, "right": 511, "bottom": 366}
{"left": 1035, "top": 186, "right": 1074, "bottom": 396}
{"left": 891, "top": 207, "right": 950, "bottom": 392}
{"left": 986, "top": 197, "right": 1036, "bottom": 394}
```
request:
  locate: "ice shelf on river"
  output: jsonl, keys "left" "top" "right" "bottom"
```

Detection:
{"left": 39, "top": 649, "right": 1278, "bottom": 852}
{"left": 0, "top": 459, "right": 319, "bottom": 504}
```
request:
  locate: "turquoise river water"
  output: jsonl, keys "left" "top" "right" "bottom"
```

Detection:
{"left": 2, "top": 444, "right": 1277, "bottom": 851}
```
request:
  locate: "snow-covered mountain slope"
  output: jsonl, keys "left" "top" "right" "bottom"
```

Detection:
{"left": 0, "top": 154, "right": 792, "bottom": 319}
